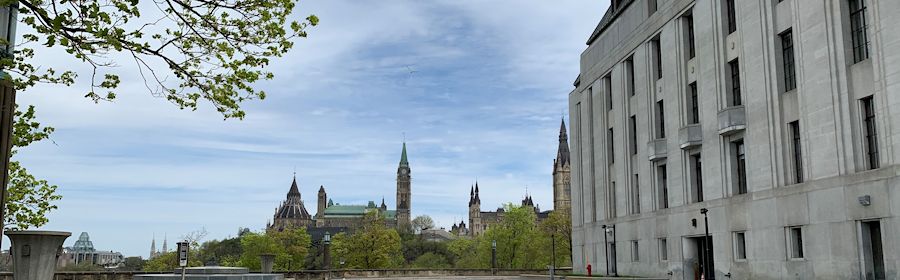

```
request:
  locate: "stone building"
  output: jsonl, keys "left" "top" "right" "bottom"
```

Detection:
{"left": 149, "top": 235, "right": 168, "bottom": 259}
{"left": 554, "top": 119, "right": 573, "bottom": 213}
{"left": 267, "top": 142, "right": 412, "bottom": 232}
{"left": 569, "top": 0, "right": 900, "bottom": 279}
{"left": 59, "top": 232, "right": 124, "bottom": 268}
{"left": 466, "top": 182, "right": 549, "bottom": 237}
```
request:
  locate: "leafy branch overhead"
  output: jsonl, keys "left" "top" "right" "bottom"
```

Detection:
{"left": 9, "top": 0, "right": 318, "bottom": 119}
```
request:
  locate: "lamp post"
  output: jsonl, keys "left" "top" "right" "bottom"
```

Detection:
{"left": 602, "top": 225, "right": 609, "bottom": 276}
{"left": 550, "top": 233, "right": 556, "bottom": 280}
{"left": 700, "top": 208, "right": 711, "bottom": 279}
{"left": 491, "top": 240, "right": 497, "bottom": 275}
{"left": 0, "top": 1, "right": 19, "bottom": 251}
{"left": 323, "top": 232, "right": 331, "bottom": 268}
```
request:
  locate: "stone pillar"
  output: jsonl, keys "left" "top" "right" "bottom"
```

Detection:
{"left": 259, "top": 254, "right": 276, "bottom": 273}
{"left": 5, "top": 231, "right": 71, "bottom": 280}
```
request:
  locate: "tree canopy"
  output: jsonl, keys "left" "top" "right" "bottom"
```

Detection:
{"left": 3, "top": 0, "right": 317, "bottom": 230}
{"left": 329, "top": 212, "right": 403, "bottom": 269}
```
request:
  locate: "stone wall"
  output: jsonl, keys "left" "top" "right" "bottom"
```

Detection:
{"left": 0, "top": 268, "right": 572, "bottom": 280}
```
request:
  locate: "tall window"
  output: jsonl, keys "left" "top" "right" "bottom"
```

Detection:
{"left": 657, "top": 164, "right": 668, "bottom": 209}
{"left": 689, "top": 82, "right": 699, "bottom": 124}
{"left": 788, "top": 226, "right": 804, "bottom": 259}
{"left": 626, "top": 56, "right": 635, "bottom": 96}
{"left": 734, "top": 140, "right": 747, "bottom": 194}
{"left": 725, "top": 0, "right": 737, "bottom": 34}
{"left": 734, "top": 232, "right": 747, "bottom": 260}
{"left": 659, "top": 238, "right": 668, "bottom": 261}
{"left": 849, "top": 0, "right": 869, "bottom": 63}
{"left": 653, "top": 38, "right": 663, "bottom": 80}
{"left": 648, "top": 0, "right": 657, "bottom": 15}
{"left": 605, "top": 75, "right": 613, "bottom": 111}
{"left": 790, "top": 121, "right": 803, "bottom": 183}
{"left": 631, "top": 240, "right": 640, "bottom": 261}
{"left": 630, "top": 116, "right": 638, "bottom": 154}
{"left": 685, "top": 13, "right": 696, "bottom": 59}
{"left": 729, "top": 59, "right": 742, "bottom": 106}
{"left": 608, "top": 181, "right": 617, "bottom": 218}
{"left": 631, "top": 174, "right": 641, "bottom": 214}
{"left": 608, "top": 128, "right": 615, "bottom": 165}
{"left": 691, "top": 153, "right": 704, "bottom": 202}
{"left": 656, "top": 100, "right": 666, "bottom": 139}
{"left": 781, "top": 30, "right": 796, "bottom": 91}
{"left": 861, "top": 96, "right": 879, "bottom": 169}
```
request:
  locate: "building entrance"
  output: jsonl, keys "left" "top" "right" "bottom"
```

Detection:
{"left": 860, "top": 220, "right": 885, "bottom": 280}
{"left": 683, "top": 236, "right": 714, "bottom": 280}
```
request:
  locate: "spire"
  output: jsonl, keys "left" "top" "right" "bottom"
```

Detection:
{"left": 162, "top": 235, "right": 168, "bottom": 253}
{"left": 556, "top": 118, "right": 571, "bottom": 165}
{"left": 400, "top": 141, "right": 409, "bottom": 165}
{"left": 288, "top": 175, "right": 301, "bottom": 199}
{"left": 381, "top": 197, "right": 387, "bottom": 209}
{"left": 318, "top": 185, "right": 325, "bottom": 193}
{"left": 150, "top": 235, "right": 157, "bottom": 257}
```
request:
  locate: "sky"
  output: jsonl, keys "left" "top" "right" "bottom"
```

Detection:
{"left": 12, "top": 0, "right": 608, "bottom": 258}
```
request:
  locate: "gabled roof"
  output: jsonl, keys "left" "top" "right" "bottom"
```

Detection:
{"left": 586, "top": 0, "right": 636, "bottom": 45}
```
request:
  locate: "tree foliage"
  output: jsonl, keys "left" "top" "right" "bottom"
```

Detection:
{"left": 411, "top": 252, "right": 451, "bottom": 269}
{"left": 411, "top": 215, "right": 434, "bottom": 233}
{"left": 239, "top": 228, "right": 310, "bottom": 270}
{"left": 4, "top": 105, "right": 60, "bottom": 229}
{"left": 3, "top": 0, "right": 317, "bottom": 229}
{"left": 330, "top": 212, "right": 403, "bottom": 269}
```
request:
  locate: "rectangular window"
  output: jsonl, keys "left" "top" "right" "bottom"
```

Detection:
{"left": 659, "top": 238, "right": 668, "bottom": 261}
{"left": 729, "top": 59, "right": 742, "bottom": 106}
{"left": 657, "top": 164, "right": 668, "bottom": 209}
{"left": 689, "top": 82, "right": 699, "bottom": 124}
{"left": 788, "top": 227, "right": 804, "bottom": 259}
{"left": 849, "top": 0, "right": 869, "bottom": 63}
{"left": 861, "top": 96, "right": 878, "bottom": 169}
{"left": 608, "top": 181, "right": 617, "bottom": 218}
{"left": 653, "top": 38, "right": 663, "bottom": 80}
{"left": 790, "top": 121, "right": 803, "bottom": 183}
{"left": 630, "top": 116, "right": 638, "bottom": 155}
{"left": 631, "top": 174, "right": 641, "bottom": 214}
{"left": 725, "top": 0, "right": 737, "bottom": 34}
{"left": 605, "top": 75, "right": 613, "bottom": 111}
{"left": 626, "top": 57, "right": 635, "bottom": 96}
{"left": 648, "top": 0, "right": 657, "bottom": 15}
{"left": 734, "top": 232, "right": 747, "bottom": 260}
{"left": 781, "top": 29, "right": 796, "bottom": 91}
{"left": 691, "top": 153, "right": 704, "bottom": 202}
{"left": 734, "top": 140, "right": 747, "bottom": 194}
{"left": 656, "top": 100, "right": 666, "bottom": 139}
{"left": 631, "top": 240, "right": 640, "bottom": 262}
{"left": 608, "top": 128, "right": 615, "bottom": 165}
{"left": 685, "top": 13, "right": 696, "bottom": 59}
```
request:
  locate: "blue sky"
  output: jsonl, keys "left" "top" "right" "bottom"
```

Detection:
{"left": 13, "top": 0, "right": 608, "bottom": 258}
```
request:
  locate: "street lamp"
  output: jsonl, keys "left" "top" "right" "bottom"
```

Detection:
{"left": 700, "top": 208, "right": 711, "bottom": 279}
{"left": 602, "top": 225, "right": 616, "bottom": 277}
{"left": 491, "top": 240, "right": 497, "bottom": 275}
{"left": 0, "top": 1, "right": 19, "bottom": 251}
{"left": 323, "top": 231, "right": 331, "bottom": 270}
{"left": 550, "top": 233, "right": 556, "bottom": 280}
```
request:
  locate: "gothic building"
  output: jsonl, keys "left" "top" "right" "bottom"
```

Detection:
{"left": 460, "top": 121, "right": 571, "bottom": 237}
{"left": 149, "top": 235, "right": 168, "bottom": 259}
{"left": 553, "top": 119, "right": 572, "bottom": 213}
{"left": 267, "top": 142, "right": 413, "bottom": 232}
{"left": 464, "top": 182, "right": 548, "bottom": 237}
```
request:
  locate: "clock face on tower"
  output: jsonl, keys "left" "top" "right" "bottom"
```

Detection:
{"left": 400, "top": 169, "right": 408, "bottom": 175}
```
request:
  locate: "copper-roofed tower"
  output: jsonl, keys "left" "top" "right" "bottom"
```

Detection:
{"left": 396, "top": 141, "right": 412, "bottom": 231}
{"left": 269, "top": 174, "right": 314, "bottom": 231}
{"left": 553, "top": 118, "right": 572, "bottom": 212}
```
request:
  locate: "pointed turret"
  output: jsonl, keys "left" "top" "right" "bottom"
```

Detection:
{"left": 150, "top": 235, "right": 157, "bottom": 258}
{"left": 556, "top": 118, "right": 571, "bottom": 167}
{"left": 162, "top": 235, "right": 168, "bottom": 253}
{"left": 400, "top": 142, "right": 409, "bottom": 166}
{"left": 288, "top": 175, "right": 301, "bottom": 200}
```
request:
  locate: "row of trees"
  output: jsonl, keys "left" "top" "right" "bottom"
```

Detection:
{"left": 56, "top": 204, "right": 568, "bottom": 271}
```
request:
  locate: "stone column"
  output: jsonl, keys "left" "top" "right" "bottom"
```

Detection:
{"left": 5, "top": 231, "right": 71, "bottom": 280}
{"left": 259, "top": 254, "right": 276, "bottom": 273}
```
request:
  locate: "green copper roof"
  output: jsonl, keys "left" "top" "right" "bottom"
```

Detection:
{"left": 400, "top": 142, "right": 408, "bottom": 165}
{"left": 321, "top": 204, "right": 397, "bottom": 220}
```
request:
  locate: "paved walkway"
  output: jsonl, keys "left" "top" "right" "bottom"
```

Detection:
{"left": 328, "top": 277, "right": 521, "bottom": 280}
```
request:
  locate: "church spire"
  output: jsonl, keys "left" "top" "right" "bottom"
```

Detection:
{"left": 556, "top": 118, "right": 570, "bottom": 165}
{"left": 400, "top": 141, "right": 409, "bottom": 166}
{"left": 288, "top": 174, "right": 301, "bottom": 200}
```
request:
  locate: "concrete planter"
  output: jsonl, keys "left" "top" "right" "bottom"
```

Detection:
{"left": 5, "top": 231, "right": 71, "bottom": 280}
{"left": 259, "top": 254, "right": 276, "bottom": 273}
